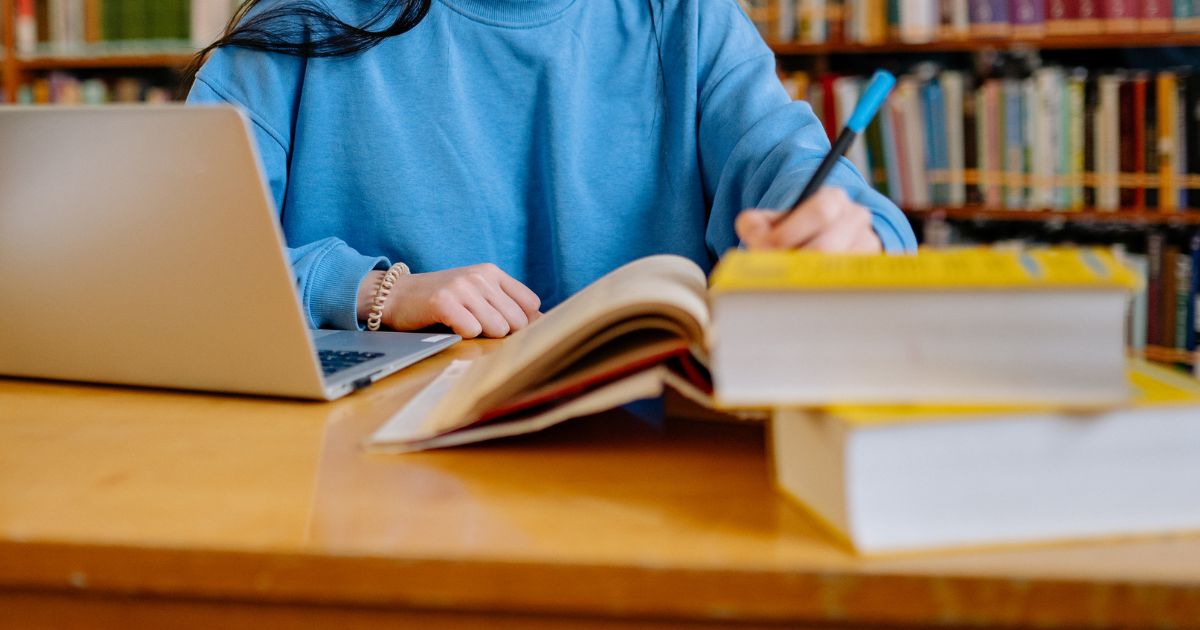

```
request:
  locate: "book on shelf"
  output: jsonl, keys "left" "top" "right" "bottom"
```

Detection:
{"left": 12, "top": 0, "right": 238, "bottom": 55}
{"left": 750, "top": 0, "right": 1200, "bottom": 44}
{"left": 16, "top": 72, "right": 172, "bottom": 104}
{"left": 771, "top": 359, "right": 1200, "bottom": 555}
{"left": 792, "top": 65, "right": 1200, "bottom": 214}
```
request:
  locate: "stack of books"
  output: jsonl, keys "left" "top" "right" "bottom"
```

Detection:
{"left": 782, "top": 66, "right": 1200, "bottom": 213}
{"left": 364, "top": 246, "right": 1200, "bottom": 554}
{"left": 743, "top": 0, "right": 1200, "bottom": 44}
{"left": 707, "top": 247, "right": 1200, "bottom": 555}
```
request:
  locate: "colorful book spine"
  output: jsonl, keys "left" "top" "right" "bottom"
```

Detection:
{"left": 1148, "top": 232, "right": 1165, "bottom": 346}
{"left": 1190, "top": 232, "right": 1200, "bottom": 351}
{"left": 1177, "top": 0, "right": 1200, "bottom": 30}
{"left": 1003, "top": 78, "right": 1026, "bottom": 209}
{"left": 1176, "top": 242, "right": 1194, "bottom": 350}
{"left": 15, "top": 0, "right": 38, "bottom": 54}
{"left": 1011, "top": 0, "right": 1046, "bottom": 37}
{"left": 1077, "top": 0, "right": 1104, "bottom": 33}
{"left": 969, "top": 0, "right": 1011, "bottom": 36}
{"left": 1102, "top": 0, "right": 1139, "bottom": 32}
{"left": 1046, "top": 0, "right": 1079, "bottom": 34}
{"left": 1159, "top": 72, "right": 1180, "bottom": 213}
{"left": 1141, "top": 0, "right": 1174, "bottom": 32}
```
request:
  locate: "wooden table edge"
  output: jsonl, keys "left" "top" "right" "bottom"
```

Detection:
{"left": 4, "top": 540, "right": 1200, "bottom": 628}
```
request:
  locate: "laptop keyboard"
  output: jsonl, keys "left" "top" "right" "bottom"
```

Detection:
{"left": 318, "top": 350, "right": 385, "bottom": 376}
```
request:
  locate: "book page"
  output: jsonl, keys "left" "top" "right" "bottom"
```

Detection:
{"left": 412, "top": 255, "right": 709, "bottom": 439}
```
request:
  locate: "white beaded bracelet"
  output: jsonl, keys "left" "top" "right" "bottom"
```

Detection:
{"left": 367, "top": 262, "right": 411, "bottom": 332}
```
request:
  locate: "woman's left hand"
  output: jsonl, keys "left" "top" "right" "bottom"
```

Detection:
{"left": 735, "top": 187, "right": 883, "bottom": 253}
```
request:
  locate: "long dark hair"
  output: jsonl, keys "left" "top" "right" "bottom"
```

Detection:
{"left": 181, "top": 0, "right": 431, "bottom": 93}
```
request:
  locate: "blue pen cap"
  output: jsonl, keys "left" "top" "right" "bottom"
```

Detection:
{"left": 845, "top": 70, "right": 896, "bottom": 134}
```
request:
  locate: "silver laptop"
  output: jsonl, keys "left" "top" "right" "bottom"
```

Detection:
{"left": 0, "top": 106, "right": 459, "bottom": 400}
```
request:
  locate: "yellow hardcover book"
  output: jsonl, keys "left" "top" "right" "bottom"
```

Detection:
{"left": 709, "top": 247, "right": 1136, "bottom": 408}
{"left": 1159, "top": 72, "right": 1179, "bottom": 212}
{"left": 709, "top": 246, "right": 1138, "bottom": 292}
{"left": 772, "top": 360, "right": 1200, "bottom": 555}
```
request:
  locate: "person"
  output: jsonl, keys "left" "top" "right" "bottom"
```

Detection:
{"left": 186, "top": 0, "right": 917, "bottom": 339}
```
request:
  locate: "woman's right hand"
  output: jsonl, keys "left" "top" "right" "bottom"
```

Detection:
{"left": 358, "top": 263, "right": 542, "bottom": 339}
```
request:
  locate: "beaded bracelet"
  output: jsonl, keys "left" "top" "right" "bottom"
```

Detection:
{"left": 367, "top": 262, "right": 411, "bottom": 332}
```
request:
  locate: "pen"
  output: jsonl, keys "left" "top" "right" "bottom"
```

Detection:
{"left": 774, "top": 70, "right": 896, "bottom": 224}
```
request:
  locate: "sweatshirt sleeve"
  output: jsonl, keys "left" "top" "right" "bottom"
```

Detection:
{"left": 187, "top": 53, "right": 389, "bottom": 330}
{"left": 696, "top": 0, "right": 917, "bottom": 255}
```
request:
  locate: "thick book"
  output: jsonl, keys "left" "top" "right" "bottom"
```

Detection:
{"left": 367, "top": 255, "right": 717, "bottom": 453}
{"left": 772, "top": 360, "right": 1200, "bottom": 555}
{"left": 708, "top": 248, "right": 1135, "bottom": 407}
{"left": 1148, "top": 231, "right": 1166, "bottom": 346}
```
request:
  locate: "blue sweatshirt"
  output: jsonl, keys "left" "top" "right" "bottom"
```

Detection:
{"left": 188, "top": 0, "right": 917, "bottom": 330}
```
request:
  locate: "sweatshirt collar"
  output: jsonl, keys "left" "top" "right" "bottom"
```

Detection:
{"left": 437, "top": 0, "right": 578, "bottom": 27}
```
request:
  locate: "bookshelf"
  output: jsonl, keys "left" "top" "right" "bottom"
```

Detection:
{"left": 1, "top": 1, "right": 1197, "bottom": 368}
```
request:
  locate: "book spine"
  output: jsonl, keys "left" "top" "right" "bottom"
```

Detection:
{"left": 1176, "top": 242, "right": 1194, "bottom": 350}
{"left": 1046, "top": 0, "right": 1080, "bottom": 34}
{"left": 1102, "top": 0, "right": 1139, "bottom": 33}
{"left": 1067, "top": 71, "right": 1087, "bottom": 210}
{"left": 1132, "top": 76, "right": 1148, "bottom": 209}
{"left": 778, "top": 0, "right": 797, "bottom": 41}
{"left": 1083, "top": 76, "right": 1098, "bottom": 208}
{"left": 83, "top": 0, "right": 101, "bottom": 42}
{"left": 15, "top": 0, "right": 38, "bottom": 54}
{"left": 1176, "top": 73, "right": 1188, "bottom": 211}
{"left": 1160, "top": 72, "right": 1180, "bottom": 212}
{"left": 923, "top": 79, "right": 948, "bottom": 206}
{"left": 969, "top": 0, "right": 1011, "bottom": 36}
{"left": 1148, "top": 232, "right": 1164, "bottom": 346}
{"left": 1189, "top": 73, "right": 1200, "bottom": 210}
{"left": 1146, "top": 74, "right": 1160, "bottom": 209}
{"left": 943, "top": 71, "right": 967, "bottom": 207}
{"left": 103, "top": 0, "right": 123, "bottom": 40}
{"left": 899, "top": 0, "right": 937, "bottom": 42}
{"left": 1004, "top": 79, "right": 1026, "bottom": 209}
{"left": 1077, "top": 0, "right": 1103, "bottom": 32}
{"left": 865, "top": 116, "right": 889, "bottom": 196}
{"left": 963, "top": 75, "right": 983, "bottom": 206}
{"left": 1096, "top": 74, "right": 1121, "bottom": 211}
{"left": 1191, "top": 232, "right": 1200, "bottom": 351}
{"left": 1011, "top": 0, "right": 1046, "bottom": 37}
{"left": 1141, "top": 0, "right": 1174, "bottom": 32}
{"left": 1127, "top": 253, "right": 1150, "bottom": 351}
{"left": 1163, "top": 244, "right": 1179, "bottom": 348}
{"left": 1118, "top": 77, "right": 1138, "bottom": 209}
{"left": 1178, "top": 0, "right": 1200, "bottom": 30}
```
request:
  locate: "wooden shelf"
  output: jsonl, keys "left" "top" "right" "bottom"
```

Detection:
{"left": 1140, "top": 346, "right": 1198, "bottom": 366}
{"left": 905, "top": 207, "right": 1200, "bottom": 226}
{"left": 769, "top": 31, "right": 1200, "bottom": 55}
{"left": 16, "top": 41, "right": 196, "bottom": 70}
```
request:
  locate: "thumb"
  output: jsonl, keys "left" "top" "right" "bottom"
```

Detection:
{"left": 735, "top": 210, "right": 777, "bottom": 249}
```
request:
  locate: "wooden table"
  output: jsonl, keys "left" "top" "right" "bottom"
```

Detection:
{"left": 2, "top": 340, "right": 1199, "bottom": 629}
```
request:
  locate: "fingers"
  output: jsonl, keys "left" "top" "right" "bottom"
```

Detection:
{"left": 461, "top": 291, "right": 511, "bottom": 338}
{"left": 739, "top": 187, "right": 879, "bottom": 253}
{"left": 496, "top": 273, "right": 542, "bottom": 321}
{"left": 734, "top": 210, "right": 777, "bottom": 249}
{"left": 472, "top": 273, "right": 529, "bottom": 331}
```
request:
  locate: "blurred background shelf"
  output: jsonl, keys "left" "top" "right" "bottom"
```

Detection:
{"left": 768, "top": 32, "right": 1200, "bottom": 55}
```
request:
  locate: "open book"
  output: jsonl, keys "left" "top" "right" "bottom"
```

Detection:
{"left": 367, "top": 255, "right": 724, "bottom": 453}
{"left": 367, "top": 247, "right": 1135, "bottom": 453}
